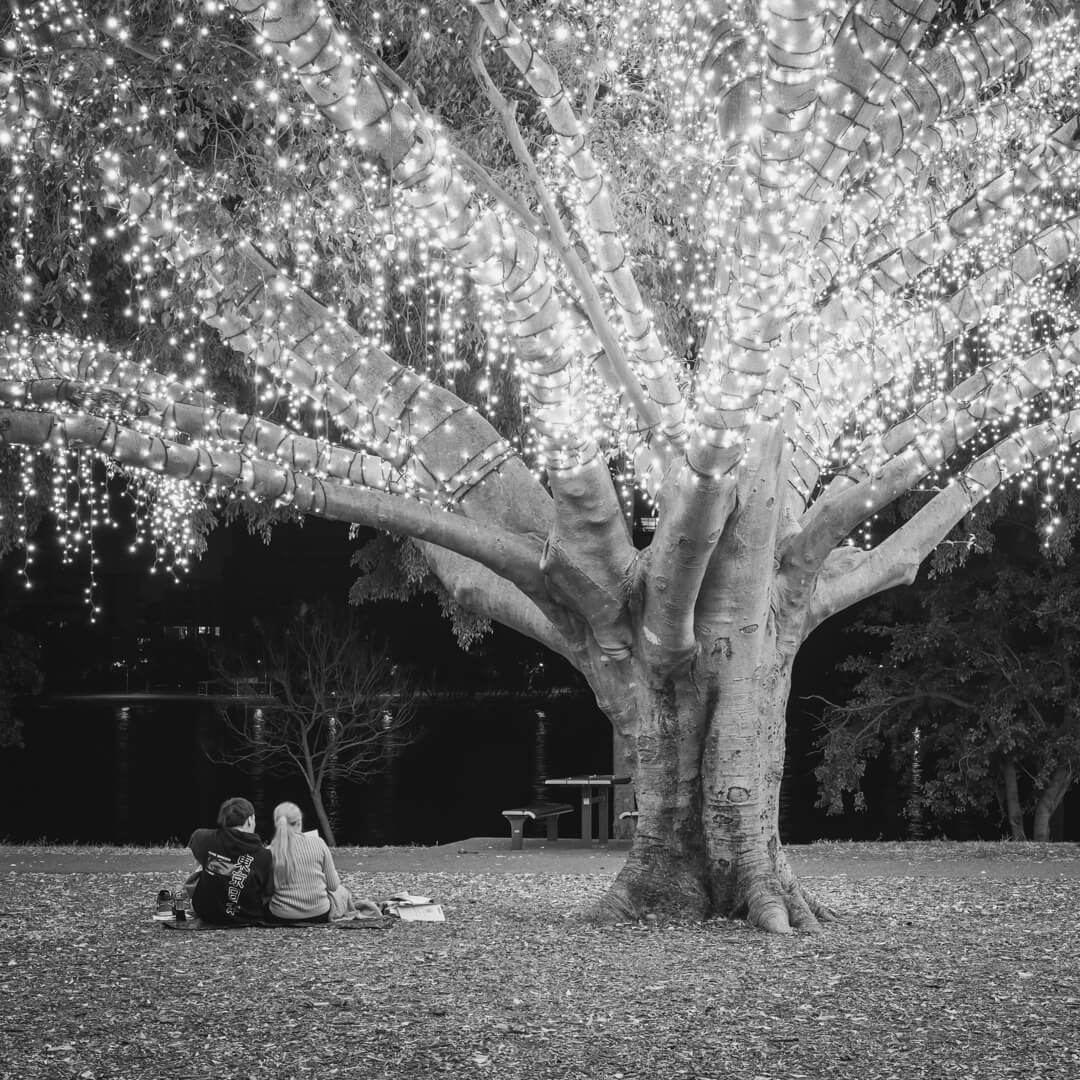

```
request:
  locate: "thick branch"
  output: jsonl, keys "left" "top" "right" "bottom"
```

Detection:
{"left": 798, "top": 0, "right": 936, "bottom": 204}
{"left": 466, "top": 16, "right": 663, "bottom": 440}
{"left": 471, "top": 0, "right": 688, "bottom": 445}
{"left": 0, "top": 376, "right": 402, "bottom": 493}
{"left": 696, "top": 417, "right": 793, "bottom": 629}
{"left": 539, "top": 454, "right": 637, "bottom": 659}
{"left": 863, "top": 0, "right": 1041, "bottom": 168}
{"left": 113, "top": 138, "right": 632, "bottom": 656}
{"left": 817, "top": 2, "right": 1079, "bottom": 267}
{"left": 866, "top": 115, "right": 1080, "bottom": 297}
{"left": 0, "top": 405, "right": 549, "bottom": 598}
{"left": 417, "top": 542, "right": 574, "bottom": 662}
{"left": 789, "top": 327, "right": 1080, "bottom": 569}
{"left": 641, "top": 462, "right": 737, "bottom": 670}
{"left": 226, "top": 0, "right": 606, "bottom": 479}
{"left": 226, "top": 0, "right": 416, "bottom": 167}
{"left": 691, "top": 0, "right": 937, "bottom": 478}
{"left": 689, "top": 1, "right": 828, "bottom": 477}
{"left": 808, "top": 410, "right": 1080, "bottom": 626}
{"left": 758, "top": 0, "right": 827, "bottom": 169}
{"left": 105, "top": 152, "right": 553, "bottom": 537}
{"left": 786, "top": 210, "right": 1080, "bottom": 503}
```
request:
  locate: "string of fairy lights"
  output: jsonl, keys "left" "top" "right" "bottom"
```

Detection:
{"left": 1, "top": 0, "right": 1080, "bottom": 621}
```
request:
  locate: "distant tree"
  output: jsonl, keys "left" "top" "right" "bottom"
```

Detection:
{"left": 215, "top": 605, "right": 422, "bottom": 845}
{"left": 817, "top": 501, "right": 1080, "bottom": 841}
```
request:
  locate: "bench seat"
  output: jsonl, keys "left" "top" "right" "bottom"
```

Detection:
{"left": 502, "top": 802, "right": 574, "bottom": 849}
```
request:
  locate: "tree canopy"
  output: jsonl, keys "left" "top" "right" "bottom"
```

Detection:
{"left": 2, "top": 0, "right": 1079, "bottom": 931}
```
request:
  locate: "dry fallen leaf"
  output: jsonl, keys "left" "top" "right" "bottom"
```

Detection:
{"left": 0, "top": 844, "right": 1077, "bottom": 1080}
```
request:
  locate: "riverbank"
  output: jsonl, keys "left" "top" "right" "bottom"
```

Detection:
{"left": 3, "top": 837, "right": 1079, "bottom": 877}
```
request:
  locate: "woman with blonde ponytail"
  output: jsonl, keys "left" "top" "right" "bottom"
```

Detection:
{"left": 265, "top": 801, "right": 344, "bottom": 923}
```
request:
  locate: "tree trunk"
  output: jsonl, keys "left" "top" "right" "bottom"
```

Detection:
{"left": 594, "top": 672, "right": 711, "bottom": 921}
{"left": 612, "top": 727, "right": 637, "bottom": 839}
{"left": 1001, "top": 758, "right": 1027, "bottom": 841}
{"left": 309, "top": 786, "right": 338, "bottom": 847}
{"left": 701, "top": 652, "right": 829, "bottom": 933}
{"left": 1032, "top": 765, "right": 1071, "bottom": 842}
{"left": 591, "top": 648, "right": 831, "bottom": 933}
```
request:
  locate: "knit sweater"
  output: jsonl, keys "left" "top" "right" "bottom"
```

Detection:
{"left": 268, "top": 831, "right": 340, "bottom": 919}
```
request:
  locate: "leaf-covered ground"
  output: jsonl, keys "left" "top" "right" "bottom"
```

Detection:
{"left": 1, "top": 844, "right": 1078, "bottom": 1079}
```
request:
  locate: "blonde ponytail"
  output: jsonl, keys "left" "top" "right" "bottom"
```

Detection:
{"left": 269, "top": 801, "right": 303, "bottom": 890}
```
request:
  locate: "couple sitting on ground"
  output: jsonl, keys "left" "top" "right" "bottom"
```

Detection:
{"left": 184, "top": 796, "right": 379, "bottom": 925}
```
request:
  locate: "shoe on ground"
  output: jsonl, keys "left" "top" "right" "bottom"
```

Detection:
{"left": 153, "top": 889, "right": 174, "bottom": 921}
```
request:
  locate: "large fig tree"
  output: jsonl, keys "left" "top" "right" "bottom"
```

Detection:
{"left": 1, "top": 0, "right": 1079, "bottom": 931}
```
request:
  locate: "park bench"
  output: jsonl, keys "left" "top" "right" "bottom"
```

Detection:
{"left": 501, "top": 801, "right": 574, "bottom": 849}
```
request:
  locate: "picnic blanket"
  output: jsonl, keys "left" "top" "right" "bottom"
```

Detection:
{"left": 160, "top": 913, "right": 394, "bottom": 931}
{"left": 157, "top": 889, "right": 440, "bottom": 929}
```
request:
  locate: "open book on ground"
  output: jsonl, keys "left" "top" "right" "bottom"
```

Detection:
{"left": 383, "top": 893, "right": 445, "bottom": 922}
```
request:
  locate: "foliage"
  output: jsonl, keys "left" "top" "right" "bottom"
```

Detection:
{"left": 817, "top": 500, "right": 1080, "bottom": 836}
{"left": 349, "top": 534, "right": 492, "bottom": 650}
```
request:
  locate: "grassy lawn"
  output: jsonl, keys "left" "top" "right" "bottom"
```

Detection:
{"left": 1, "top": 844, "right": 1078, "bottom": 1079}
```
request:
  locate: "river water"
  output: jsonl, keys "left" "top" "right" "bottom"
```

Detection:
{"left": 2, "top": 691, "right": 1034, "bottom": 845}
{"left": 0, "top": 693, "right": 613, "bottom": 845}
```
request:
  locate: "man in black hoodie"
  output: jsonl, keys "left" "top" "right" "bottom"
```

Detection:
{"left": 188, "top": 796, "right": 274, "bottom": 924}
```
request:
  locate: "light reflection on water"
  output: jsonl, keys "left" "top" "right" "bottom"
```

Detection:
{"left": 1, "top": 696, "right": 610, "bottom": 845}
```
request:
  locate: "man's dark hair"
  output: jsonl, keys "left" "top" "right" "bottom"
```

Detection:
{"left": 217, "top": 796, "right": 255, "bottom": 828}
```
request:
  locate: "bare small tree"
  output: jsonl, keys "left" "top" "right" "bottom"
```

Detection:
{"left": 216, "top": 604, "right": 422, "bottom": 846}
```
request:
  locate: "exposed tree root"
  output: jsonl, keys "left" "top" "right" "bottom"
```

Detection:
{"left": 588, "top": 845, "right": 839, "bottom": 934}
{"left": 742, "top": 873, "right": 838, "bottom": 934}
{"left": 806, "top": 890, "right": 838, "bottom": 924}
{"left": 588, "top": 852, "right": 711, "bottom": 923}
{"left": 587, "top": 885, "right": 642, "bottom": 924}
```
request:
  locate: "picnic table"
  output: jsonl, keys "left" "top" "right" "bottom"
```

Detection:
{"left": 544, "top": 774, "right": 631, "bottom": 843}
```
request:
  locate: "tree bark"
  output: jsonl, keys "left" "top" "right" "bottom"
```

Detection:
{"left": 701, "top": 655, "right": 824, "bottom": 933}
{"left": 612, "top": 727, "right": 637, "bottom": 838}
{"left": 591, "top": 644, "right": 831, "bottom": 932}
{"left": 595, "top": 671, "right": 711, "bottom": 922}
{"left": 1001, "top": 758, "right": 1027, "bottom": 841}
{"left": 1032, "top": 765, "right": 1071, "bottom": 842}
